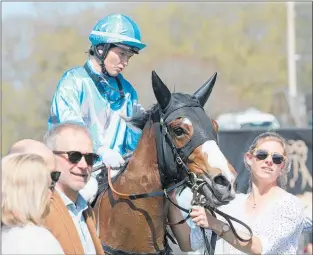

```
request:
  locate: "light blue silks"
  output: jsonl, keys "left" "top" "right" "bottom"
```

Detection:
{"left": 48, "top": 59, "right": 142, "bottom": 157}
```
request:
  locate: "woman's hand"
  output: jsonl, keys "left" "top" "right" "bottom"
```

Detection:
{"left": 190, "top": 205, "right": 215, "bottom": 228}
{"left": 190, "top": 207, "right": 262, "bottom": 255}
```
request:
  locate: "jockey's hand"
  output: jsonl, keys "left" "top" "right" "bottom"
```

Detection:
{"left": 119, "top": 103, "right": 145, "bottom": 122}
{"left": 132, "top": 102, "right": 146, "bottom": 119}
{"left": 190, "top": 205, "right": 213, "bottom": 229}
{"left": 97, "top": 147, "right": 125, "bottom": 168}
{"left": 79, "top": 175, "right": 98, "bottom": 203}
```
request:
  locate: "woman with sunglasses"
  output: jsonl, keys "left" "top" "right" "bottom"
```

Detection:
{"left": 1, "top": 153, "right": 63, "bottom": 254}
{"left": 170, "top": 131, "right": 306, "bottom": 254}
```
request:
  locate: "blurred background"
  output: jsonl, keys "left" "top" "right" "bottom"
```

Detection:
{"left": 2, "top": 2, "right": 312, "bottom": 151}
{"left": 2, "top": 2, "right": 312, "bottom": 254}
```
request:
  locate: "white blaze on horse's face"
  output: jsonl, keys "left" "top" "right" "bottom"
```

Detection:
{"left": 182, "top": 118, "right": 191, "bottom": 125}
{"left": 201, "top": 140, "right": 236, "bottom": 183}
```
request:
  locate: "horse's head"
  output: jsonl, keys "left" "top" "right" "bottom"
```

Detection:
{"left": 95, "top": 70, "right": 238, "bottom": 254}
{"left": 150, "top": 71, "right": 237, "bottom": 207}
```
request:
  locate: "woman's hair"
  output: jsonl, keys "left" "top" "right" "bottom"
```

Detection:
{"left": 1, "top": 153, "right": 51, "bottom": 227}
{"left": 244, "top": 131, "right": 291, "bottom": 190}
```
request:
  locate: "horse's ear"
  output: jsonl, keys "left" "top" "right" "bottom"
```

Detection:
{"left": 193, "top": 72, "right": 217, "bottom": 107}
{"left": 211, "top": 119, "right": 219, "bottom": 133}
{"left": 152, "top": 70, "right": 171, "bottom": 111}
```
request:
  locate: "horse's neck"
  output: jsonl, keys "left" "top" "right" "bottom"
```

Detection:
{"left": 126, "top": 122, "right": 159, "bottom": 179}
{"left": 96, "top": 121, "right": 168, "bottom": 253}
{"left": 114, "top": 123, "right": 167, "bottom": 251}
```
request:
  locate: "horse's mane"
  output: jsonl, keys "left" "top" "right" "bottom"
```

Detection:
{"left": 128, "top": 103, "right": 160, "bottom": 130}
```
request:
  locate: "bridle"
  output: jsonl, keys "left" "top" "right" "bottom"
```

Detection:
{"left": 93, "top": 105, "right": 253, "bottom": 255}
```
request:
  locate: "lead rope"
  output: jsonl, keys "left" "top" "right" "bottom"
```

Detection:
{"left": 189, "top": 180, "right": 253, "bottom": 255}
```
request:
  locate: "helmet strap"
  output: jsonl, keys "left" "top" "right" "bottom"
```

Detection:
{"left": 88, "top": 44, "right": 125, "bottom": 99}
{"left": 91, "top": 44, "right": 112, "bottom": 77}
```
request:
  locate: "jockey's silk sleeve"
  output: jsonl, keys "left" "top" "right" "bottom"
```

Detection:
{"left": 48, "top": 60, "right": 142, "bottom": 155}
{"left": 48, "top": 71, "right": 86, "bottom": 126}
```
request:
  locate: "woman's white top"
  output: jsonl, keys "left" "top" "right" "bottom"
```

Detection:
{"left": 176, "top": 188, "right": 305, "bottom": 254}
{"left": 1, "top": 224, "right": 64, "bottom": 254}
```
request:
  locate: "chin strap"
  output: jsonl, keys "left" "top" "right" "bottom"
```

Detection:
{"left": 90, "top": 44, "right": 111, "bottom": 76}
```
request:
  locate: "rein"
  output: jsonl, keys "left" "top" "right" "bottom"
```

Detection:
{"left": 107, "top": 164, "right": 188, "bottom": 200}
{"left": 95, "top": 161, "right": 253, "bottom": 254}
{"left": 92, "top": 153, "right": 188, "bottom": 201}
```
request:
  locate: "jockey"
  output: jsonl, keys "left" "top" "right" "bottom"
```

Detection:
{"left": 47, "top": 14, "right": 146, "bottom": 202}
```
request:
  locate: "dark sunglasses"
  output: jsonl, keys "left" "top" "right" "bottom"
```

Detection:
{"left": 53, "top": 151, "right": 100, "bottom": 166}
{"left": 253, "top": 148, "right": 285, "bottom": 165}
{"left": 49, "top": 171, "right": 61, "bottom": 191}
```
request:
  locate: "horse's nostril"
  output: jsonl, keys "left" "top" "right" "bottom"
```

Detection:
{"left": 213, "top": 175, "right": 231, "bottom": 190}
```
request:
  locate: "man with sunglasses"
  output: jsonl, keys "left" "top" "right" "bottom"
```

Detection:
{"left": 43, "top": 122, "right": 104, "bottom": 255}
{"left": 48, "top": 13, "right": 146, "bottom": 171}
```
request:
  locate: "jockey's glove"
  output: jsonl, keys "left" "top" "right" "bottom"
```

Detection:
{"left": 120, "top": 102, "right": 146, "bottom": 122}
{"left": 97, "top": 146, "right": 125, "bottom": 168}
{"left": 79, "top": 175, "right": 98, "bottom": 203}
{"left": 132, "top": 103, "right": 146, "bottom": 119}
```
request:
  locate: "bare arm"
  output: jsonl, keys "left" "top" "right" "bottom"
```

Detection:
{"left": 167, "top": 192, "right": 192, "bottom": 252}
{"left": 190, "top": 206, "right": 263, "bottom": 255}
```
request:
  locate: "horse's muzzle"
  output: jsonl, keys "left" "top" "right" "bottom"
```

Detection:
{"left": 200, "top": 174, "right": 236, "bottom": 207}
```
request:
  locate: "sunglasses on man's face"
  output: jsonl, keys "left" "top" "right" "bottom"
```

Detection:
{"left": 53, "top": 151, "right": 100, "bottom": 166}
{"left": 49, "top": 171, "right": 61, "bottom": 191}
{"left": 253, "top": 148, "right": 285, "bottom": 165}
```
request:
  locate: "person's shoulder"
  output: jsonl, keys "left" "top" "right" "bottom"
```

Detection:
{"left": 57, "top": 65, "right": 87, "bottom": 87}
{"left": 3, "top": 225, "right": 54, "bottom": 241}
{"left": 2, "top": 225, "right": 64, "bottom": 254}
{"left": 277, "top": 189, "right": 304, "bottom": 217}
{"left": 279, "top": 189, "right": 302, "bottom": 206}
{"left": 31, "top": 226, "right": 65, "bottom": 254}
{"left": 60, "top": 65, "right": 84, "bottom": 78}
{"left": 27, "top": 225, "right": 64, "bottom": 250}
{"left": 24, "top": 224, "right": 55, "bottom": 236}
{"left": 4, "top": 224, "right": 42, "bottom": 234}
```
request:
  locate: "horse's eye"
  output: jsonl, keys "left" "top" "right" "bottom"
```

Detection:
{"left": 173, "top": 127, "right": 184, "bottom": 137}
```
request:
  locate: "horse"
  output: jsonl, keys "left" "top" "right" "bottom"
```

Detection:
{"left": 94, "top": 70, "right": 238, "bottom": 255}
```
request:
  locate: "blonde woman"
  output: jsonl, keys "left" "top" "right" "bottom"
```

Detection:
{"left": 171, "top": 131, "right": 306, "bottom": 254}
{"left": 1, "top": 153, "right": 64, "bottom": 254}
